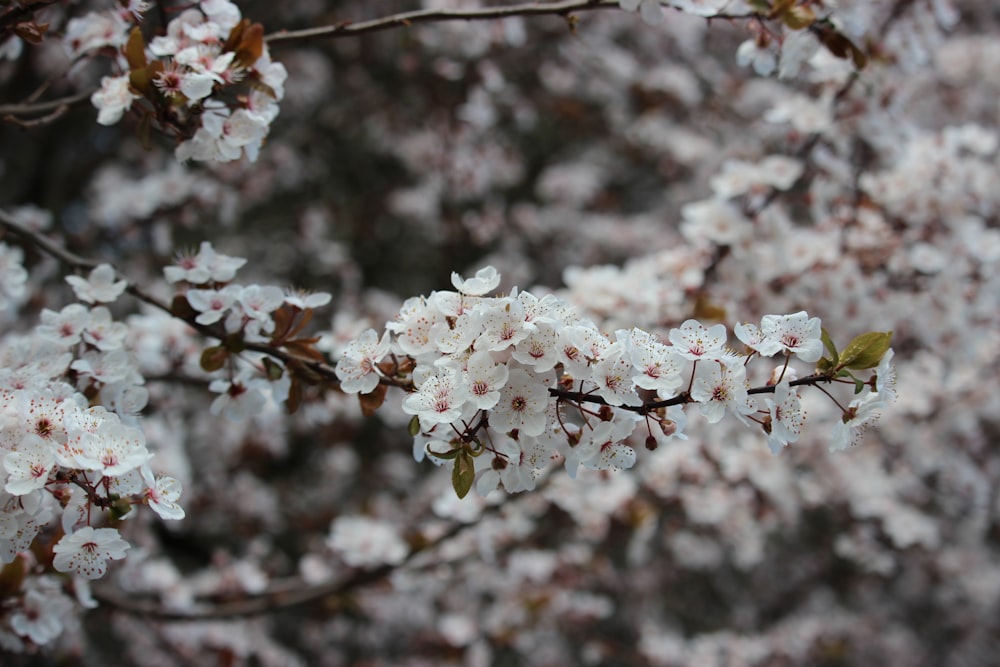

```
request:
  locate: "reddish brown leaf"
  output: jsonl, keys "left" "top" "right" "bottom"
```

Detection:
{"left": 358, "top": 383, "right": 388, "bottom": 417}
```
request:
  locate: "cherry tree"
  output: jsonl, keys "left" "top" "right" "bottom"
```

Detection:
{"left": 0, "top": 1, "right": 997, "bottom": 665}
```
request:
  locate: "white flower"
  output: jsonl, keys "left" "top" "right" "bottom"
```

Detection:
{"left": 200, "top": 0, "right": 242, "bottom": 31}
{"left": 4, "top": 433, "right": 55, "bottom": 495}
{"left": 690, "top": 360, "right": 754, "bottom": 425}
{"left": 335, "top": 329, "right": 391, "bottom": 395}
{"left": 680, "top": 199, "right": 748, "bottom": 245}
{"left": 559, "top": 325, "right": 610, "bottom": 378}
{"left": 238, "top": 284, "right": 284, "bottom": 321}
{"left": 64, "top": 11, "right": 129, "bottom": 59}
{"left": 491, "top": 368, "right": 550, "bottom": 436}
{"left": 760, "top": 311, "right": 823, "bottom": 362}
{"left": 386, "top": 296, "right": 445, "bottom": 358}
{"left": 668, "top": 319, "right": 728, "bottom": 362}
{"left": 736, "top": 39, "right": 777, "bottom": 76}
{"left": 874, "top": 348, "right": 897, "bottom": 403}
{"left": 476, "top": 298, "right": 529, "bottom": 352}
{"left": 402, "top": 368, "right": 469, "bottom": 429}
{"left": 9, "top": 580, "right": 73, "bottom": 645}
{"left": 209, "top": 372, "right": 271, "bottom": 421}
{"left": 82, "top": 306, "right": 128, "bottom": 351}
{"left": 430, "top": 309, "right": 482, "bottom": 354}
{"left": 91, "top": 75, "right": 140, "bottom": 126}
{"left": 0, "top": 243, "right": 28, "bottom": 308}
{"left": 591, "top": 342, "right": 642, "bottom": 407}
{"left": 764, "top": 382, "right": 805, "bottom": 454}
{"left": 65, "top": 264, "right": 127, "bottom": 304}
{"left": 52, "top": 527, "right": 130, "bottom": 579}
{"left": 75, "top": 420, "right": 150, "bottom": 477}
{"left": 564, "top": 418, "right": 638, "bottom": 479}
{"left": 164, "top": 241, "right": 247, "bottom": 284}
{"left": 778, "top": 27, "right": 820, "bottom": 79}
{"left": 141, "top": 464, "right": 185, "bottom": 520}
{"left": 510, "top": 323, "right": 560, "bottom": 372}
{"left": 619, "top": 0, "right": 663, "bottom": 26}
{"left": 476, "top": 431, "right": 549, "bottom": 495}
{"left": 284, "top": 289, "right": 332, "bottom": 309}
{"left": 70, "top": 349, "right": 135, "bottom": 385}
{"left": 451, "top": 266, "right": 500, "bottom": 296}
{"left": 328, "top": 516, "right": 408, "bottom": 568}
{"left": 463, "top": 350, "right": 509, "bottom": 410}
{"left": 829, "top": 392, "right": 884, "bottom": 452}
{"left": 624, "top": 328, "right": 685, "bottom": 397}
{"left": 186, "top": 285, "right": 242, "bottom": 325}
{"left": 734, "top": 321, "right": 783, "bottom": 357}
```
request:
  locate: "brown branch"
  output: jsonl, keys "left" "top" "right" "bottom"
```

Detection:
{"left": 90, "top": 490, "right": 501, "bottom": 620}
{"left": 0, "top": 88, "right": 94, "bottom": 119}
{"left": 0, "top": 212, "right": 342, "bottom": 384}
{"left": 1, "top": 1, "right": 757, "bottom": 120}
{"left": 264, "top": 0, "right": 625, "bottom": 48}
{"left": 549, "top": 372, "right": 835, "bottom": 414}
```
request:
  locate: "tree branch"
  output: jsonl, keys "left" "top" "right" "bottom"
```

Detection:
{"left": 264, "top": 0, "right": 625, "bottom": 48}
{"left": 549, "top": 372, "right": 835, "bottom": 413}
{"left": 0, "top": 212, "right": 342, "bottom": 384}
{"left": 1, "top": 1, "right": 757, "bottom": 120}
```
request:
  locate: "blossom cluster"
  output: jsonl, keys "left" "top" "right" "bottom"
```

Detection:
{"left": 164, "top": 241, "right": 331, "bottom": 420}
{"left": 337, "top": 267, "right": 894, "bottom": 497}
{"left": 0, "top": 264, "right": 186, "bottom": 648}
{"left": 67, "top": 0, "right": 286, "bottom": 162}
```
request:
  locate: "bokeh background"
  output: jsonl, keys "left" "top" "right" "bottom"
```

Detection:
{"left": 2, "top": 1, "right": 999, "bottom": 665}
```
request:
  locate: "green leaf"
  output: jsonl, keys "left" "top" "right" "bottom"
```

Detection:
{"left": 262, "top": 357, "right": 284, "bottom": 381}
{"left": 200, "top": 345, "right": 228, "bottom": 372}
{"left": 408, "top": 415, "right": 421, "bottom": 437}
{"left": 125, "top": 27, "right": 147, "bottom": 71}
{"left": 839, "top": 331, "right": 893, "bottom": 370}
{"left": 428, "top": 447, "right": 462, "bottom": 460}
{"left": 782, "top": 5, "right": 816, "bottom": 30}
{"left": 452, "top": 450, "right": 475, "bottom": 499}
{"left": 816, "top": 357, "right": 834, "bottom": 374}
{"left": 821, "top": 327, "right": 838, "bottom": 365}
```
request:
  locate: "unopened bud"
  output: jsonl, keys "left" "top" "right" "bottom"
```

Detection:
{"left": 645, "top": 435, "right": 658, "bottom": 451}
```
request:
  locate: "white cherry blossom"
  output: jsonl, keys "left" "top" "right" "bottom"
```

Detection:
{"left": 52, "top": 526, "right": 130, "bottom": 579}
{"left": 764, "top": 382, "right": 805, "bottom": 454}
{"left": 335, "top": 329, "right": 391, "bottom": 395}
{"left": 669, "top": 319, "right": 728, "bottom": 362}
{"left": 760, "top": 311, "right": 823, "bottom": 362}
{"left": 463, "top": 351, "right": 509, "bottom": 410}
{"left": 490, "top": 368, "right": 549, "bottom": 436}
{"left": 65, "top": 264, "right": 127, "bottom": 304}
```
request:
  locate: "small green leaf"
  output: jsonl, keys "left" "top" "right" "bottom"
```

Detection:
{"left": 816, "top": 357, "right": 834, "bottom": 374}
{"left": 452, "top": 450, "right": 475, "bottom": 499}
{"left": 821, "top": 327, "right": 838, "bottom": 366}
{"left": 428, "top": 447, "right": 462, "bottom": 460}
{"left": 782, "top": 5, "right": 816, "bottom": 30}
{"left": 839, "top": 331, "right": 893, "bottom": 370}
{"left": 125, "top": 27, "right": 147, "bottom": 71}
{"left": 200, "top": 345, "right": 228, "bottom": 372}
{"left": 262, "top": 357, "right": 284, "bottom": 381}
{"left": 408, "top": 415, "right": 421, "bottom": 437}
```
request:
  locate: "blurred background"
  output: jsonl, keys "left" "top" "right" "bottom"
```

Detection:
{"left": 1, "top": 1, "right": 999, "bottom": 665}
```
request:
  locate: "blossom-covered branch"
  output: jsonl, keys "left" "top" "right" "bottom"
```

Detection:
{"left": 338, "top": 267, "right": 896, "bottom": 499}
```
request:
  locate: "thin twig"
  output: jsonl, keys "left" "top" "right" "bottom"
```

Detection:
{"left": 264, "top": 0, "right": 624, "bottom": 48}
{"left": 0, "top": 212, "right": 342, "bottom": 383}
{"left": 1, "top": 1, "right": 757, "bottom": 120}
